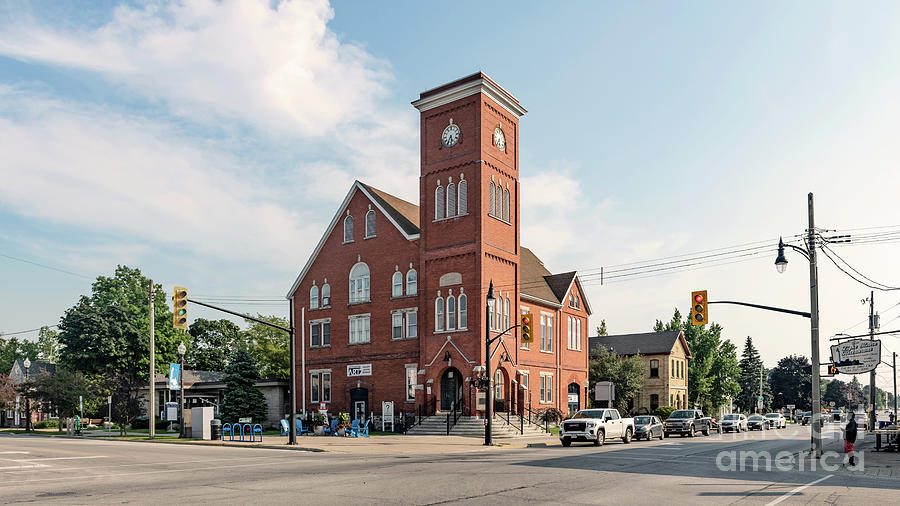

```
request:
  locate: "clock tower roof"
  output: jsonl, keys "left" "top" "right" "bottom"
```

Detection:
{"left": 412, "top": 72, "right": 527, "bottom": 117}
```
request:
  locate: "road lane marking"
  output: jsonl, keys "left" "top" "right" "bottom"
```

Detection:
{"left": 764, "top": 474, "right": 833, "bottom": 506}
{"left": 19, "top": 456, "right": 108, "bottom": 462}
{"left": 0, "top": 452, "right": 29, "bottom": 455}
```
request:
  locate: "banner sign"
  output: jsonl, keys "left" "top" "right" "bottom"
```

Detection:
{"left": 347, "top": 364, "right": 372, "bottom": 377}
{"left": 169, "top": 363, "right": 181, "bottom": 390}
{"left": 831, "top": 339, "right": 881, "bottom": 374}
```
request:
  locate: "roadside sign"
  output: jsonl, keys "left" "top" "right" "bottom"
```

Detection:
{"left": 786, "top": 404, "right": 795, "bottom": 410}
{"left": 830, "top": 339, "right": 881, "bottom": 374}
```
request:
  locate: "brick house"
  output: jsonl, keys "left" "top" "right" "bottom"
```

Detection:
{"left": 589, "top": 331, "right": 691, "bottom": 414}
{"left": 4, "top": 359, "right": 56, "bottom": 427}
{"left": 286, "top": 73, "right": 592, "bottom": 420}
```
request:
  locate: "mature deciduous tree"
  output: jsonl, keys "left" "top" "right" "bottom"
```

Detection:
{"left": 36, "top": 326, "right": 60, "bottom": 363}
{"left": 26, "top": 369, "right": 90, "bottom": 419}
{"left": 245, "top": 315, "right": 289, "bottom": 380}
{"left": 768, "top": 355, "right": 812, "bottom": 410}
{"left": 588, "top": 345, "right": 644, "bottom": 414}
{"left": 0, "top": 336, "right": 40, "bottom": 374}
{"left": 186, "top": 318, "right": 243, "bottom": 372}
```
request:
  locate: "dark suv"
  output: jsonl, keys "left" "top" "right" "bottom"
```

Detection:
{"left": 664, "top": 409, "right": 713, "bottom": 437}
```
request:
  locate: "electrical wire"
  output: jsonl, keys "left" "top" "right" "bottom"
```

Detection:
{"left": 0, "top": 253, "right": 94, "bottom": 280}
{"left": 820, "top": 245, "right": 900, "bottom": 291}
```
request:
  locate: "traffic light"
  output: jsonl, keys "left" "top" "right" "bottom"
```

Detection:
{"left": 173, "top": 286, "right": 188, "bottom": 330}
{"left": 521, "top": 313, "right": 534, "bottom": 343}
{"left": 828, "top": 364, "right": 838, "bottom": 376}
{"left": 691, "top": 290, "right": 708, "bottom": 326}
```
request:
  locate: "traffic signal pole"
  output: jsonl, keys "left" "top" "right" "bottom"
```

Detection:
{"left": 149, "top": 279, "right": 155, "bottom": 440}
{"left": 868, "top": 291, "right": 877, "bottom": 432}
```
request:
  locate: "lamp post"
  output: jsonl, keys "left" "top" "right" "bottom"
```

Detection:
{"left": 485, "top": 281, "right": 495, "bottom": 446}
{"left": 177, "top": 342, "right": 186, "bottom": 438}
{"left": 23, "top": 358, "right": 31, "bottom": 432}
{"left": 774, "top": 192, "right": 822, "bottom": 457}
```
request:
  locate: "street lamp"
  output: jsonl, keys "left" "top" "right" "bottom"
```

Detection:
{"left": 484, "top": 281, "right": 496, "bottom": 446}
{"left": 177, "top": 342, "right": 186, "bottom": 438}
{"left": 774, "top": 192, "right": 822, "bottom": 457}
{"left": 23, "top": 358, "right": 31, "bottom": 432}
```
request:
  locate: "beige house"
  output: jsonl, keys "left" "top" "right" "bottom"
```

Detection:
{"left": 589, "top": 331, "right": 691, "bottom": 413}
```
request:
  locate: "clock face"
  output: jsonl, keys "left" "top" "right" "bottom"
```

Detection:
{"left": 493, "top": 127, "right": 506, "bottom": 151}
{"left": 441, "top": 123, "right": 460, "bottom": 148}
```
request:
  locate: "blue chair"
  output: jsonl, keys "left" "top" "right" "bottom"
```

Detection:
{"left": 349, "top": 419, "right": 361, "bottom": 438}
{"left": 280, "top": 419, "right": 289, "bottom": 436}
{"left": 252, "top": 424, "right": 263, "bottom": 442}
{"left": 324, "top": 419, "right": 338, "bottom": 436}
{"left": 296, "top": 419, "right": 309, "bottom": 436}
{"left": 222, "top": 423, "right": 233, "bottom": 441}
{"left": 359, "top": 420, "right": 370, "bottom": 438}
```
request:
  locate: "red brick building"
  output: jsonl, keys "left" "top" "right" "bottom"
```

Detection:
{"left": 287, "top": 73, "right": 592, "bottom": 420}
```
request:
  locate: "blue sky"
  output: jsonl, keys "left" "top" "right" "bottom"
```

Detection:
{"left": 2, "top": 1, "right": 899, "bottom": 392}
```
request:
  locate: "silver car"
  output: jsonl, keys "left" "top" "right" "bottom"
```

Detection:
{"left": 764, "top": 413, "right": 786, "bottom": 429}
{"left": 719, "top": 413, "right": 747, "bottom": 432}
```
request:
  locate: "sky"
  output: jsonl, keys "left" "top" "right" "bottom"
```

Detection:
{"left": 1, "top": 0, "right": 899, "bottom": 394}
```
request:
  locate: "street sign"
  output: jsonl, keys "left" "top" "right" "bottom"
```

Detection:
{"left": 786, "top": 404, "right": 795, "bottom": 410}
{"left": 168, "top": 363, "right": 181, "bottom": 390}
{"left": 594, "top": 381, "right": 615, "bottom": 402}
{"left": 830, "top": 339, "right": 881, "bottom": 374}
{"left": 165, "top": 402, "right": 178, "bottom": 421}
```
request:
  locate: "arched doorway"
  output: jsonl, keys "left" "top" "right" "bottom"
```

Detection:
{"left": 568, "top": 382, "right": 581, "bottom": 414}
{"left": 350, "top": 388, "right": 368, "bottom": 421}
{"left": 440, "top": 368, "right": 462, "bottom": 411}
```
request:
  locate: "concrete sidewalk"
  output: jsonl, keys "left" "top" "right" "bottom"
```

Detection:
{"left": 798, "top": 431, "right": 900, "bottom": 479}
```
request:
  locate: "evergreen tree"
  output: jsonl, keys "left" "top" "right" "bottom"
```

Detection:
{"left": 220, "top": 347, "right": 267, "bottom": 423}
{"left": 596, "top": 319, "right": 608, "bottom": 336}
{"left": 737, "top": 336, "right": 773, "bottom": 413}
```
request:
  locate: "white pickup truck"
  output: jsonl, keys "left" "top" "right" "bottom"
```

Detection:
{"left": 559, "top": 408, "right": 635, "bottom": 447}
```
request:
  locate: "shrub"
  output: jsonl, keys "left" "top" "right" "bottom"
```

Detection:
{"left": 33, "top": 419, "right": 59, "bottom": 429}
{"left": 537, "top": 407, "right": 563, "bottom": 425}
{"left": 131, "top": 417, "right": 168, "bottom": 430}
{"left": 654, "top": 406, "right": 677, "bottom": 420}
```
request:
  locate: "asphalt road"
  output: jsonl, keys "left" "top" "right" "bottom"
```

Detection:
{"left": 0, "top": 424, "right": 897, "bottom": 504}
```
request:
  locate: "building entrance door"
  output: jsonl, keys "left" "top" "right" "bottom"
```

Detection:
{"left": 350, "top": 388, "right": 368, "bottom": 420}
{"left": 440, "top": 368, "right": 462, "bottom": 411}
{"left": 568, "top": 382, "right": 581, "bottom": 413}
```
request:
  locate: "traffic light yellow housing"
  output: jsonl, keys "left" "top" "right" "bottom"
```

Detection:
{"left": 521, "top": 313, "right": 534, "bottom": 343}
{"left": 173, "top": 286, "right": 188, "bottom": 330}
{"left": 691, "top": 290, "right": 708, "bottom": 326}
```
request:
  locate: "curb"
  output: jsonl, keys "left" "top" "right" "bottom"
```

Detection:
{"left": 7, "top": 432, "right": 325, "bottom": 452}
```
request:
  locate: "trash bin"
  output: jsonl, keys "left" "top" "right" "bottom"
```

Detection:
{"left": 210, "top": 419, "right": 222, "bottom": 440}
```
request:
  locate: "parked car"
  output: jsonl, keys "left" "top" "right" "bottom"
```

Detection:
{"left": 764, "top": 413, "right": 786, "bottom": 429}
{"left": 720, "top": 414, "right": 748, "bottom": 433}
{"left": 747, "top": 414, "right": 769, "bottom": 430}
{"left": 828, "top": 409, "right": 844, "bottom": 423}
{"left": 799, "top": 411, "right": 812, "bottom": 425}
{"left": 633, "top": 415, "right": 664, "bottom": 441}
{"left": 559, "top": 408, "right": 635, "bottom": 447}
{"left": 664, "top": 409, "right": 714, "bottom": 437}
{"left": 854, "top": 412, "right": 867, "bottom": 427}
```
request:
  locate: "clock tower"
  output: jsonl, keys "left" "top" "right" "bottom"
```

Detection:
{"left": 412, "top": 73, "right": 527, "bottom": 408}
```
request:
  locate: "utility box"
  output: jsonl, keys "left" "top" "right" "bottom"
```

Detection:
{"left": 191, "top": 407, "right": 214, "bottom": 440}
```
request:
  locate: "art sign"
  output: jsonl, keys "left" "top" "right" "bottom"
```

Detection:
{"left": 830, "top": 339, "right": 881, "bottom": 374}
{"left": 347, "top": 363, "right": 372, "bottom": 377}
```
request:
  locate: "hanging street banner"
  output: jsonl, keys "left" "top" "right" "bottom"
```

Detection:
{"left": 168, "top": 363, "right": 181, "bottom": 390}
{"left": 830, "top": 339, "right": 881, "bottom": 374}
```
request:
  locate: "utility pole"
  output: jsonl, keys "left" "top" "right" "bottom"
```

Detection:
{"left": 893, "top": 352, "right": 897, "bottom": 424}
{"left": 868, "top": 291, "right": 876, "bottom": 432}
{"left": 149, "top": 279, "right": 156, "bottom": 440}
{"left": 759, "top": 362, "right": 764, "bottom": 413}
{"left": 806, "top": 193, "right": 823, "bottom": 457}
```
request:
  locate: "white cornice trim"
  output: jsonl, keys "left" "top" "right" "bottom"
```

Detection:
{"left": 285, "top": 181, "right": 418, "bottom": 299}
{"left": 412, "top": 77, "right": 527, "bottom": 117}
{"left": 520, "top": 293, "right": 562, "bottom": 309}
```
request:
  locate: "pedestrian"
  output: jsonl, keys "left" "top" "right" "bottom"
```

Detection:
{"left": 890, "top": 412, "right": 896, "bottom": 425}
{"left": 844, "top": 416, "right": 858, "bottom": 467}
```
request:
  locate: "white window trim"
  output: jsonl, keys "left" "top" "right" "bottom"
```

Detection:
{"left": 348, "top": 313, "right": 371, "bottom": 345}
{"left": 343, "top": 215, "right": 354, "bottom": 244}
{"left": 458, "top": 294, "right": 468, "bottom": 330}
{"left": 365, "top": 210, "right": 376, "bottom": 239}
{"left": 540, "top": 312, "right": 554, "bottom": 353}
{"left": 391, "top": 308, "right": 418, "bottom": 340}
{"left": 309, "top": 368, "right": 332, "bottom": 405}
{"left": 309, "top": 318, "right": 332, "bottom": 349}
{"left": 405, "top": 364, "right": 417, "bottom": 403}
{"left": 391, "top": 271, "right": 403, "bottom": 298}
{"left": 540, "top": 372, "right": 554, "bottom": 404}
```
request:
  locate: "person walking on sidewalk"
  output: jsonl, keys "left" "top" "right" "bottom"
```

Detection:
{"left": 845, "top": 416, "right": 858, "bottom": 467}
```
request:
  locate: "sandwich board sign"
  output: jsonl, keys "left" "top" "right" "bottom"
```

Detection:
{"left": 830, "top": 339, "right": 881, "bottom": 374}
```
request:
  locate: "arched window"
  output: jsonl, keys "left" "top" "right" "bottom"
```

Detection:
{"left": 321, "top": 283, "right": 331, "bottom": 306}
{"left": 349, "top": 262, "right": 370, "bottom": 303}
{"left": 458, "top": 294, "right": 467, "bottom": 329}
{"left": 310, "top": 285, "right": 319, "bottom": 310}
{"left": 343, "top": 215, "right": 354, "bottom": 242}
{"left": 488, "top": 182, "right": 495, "bottom": 216}
{"left": 494, "top": 369, "right": 503, "bottom": 399}
{"left": 392, "top": 271, "right": 403, "bottom": 297}
{"left": 447, "top": 295, "right": 456, "bottom": 331}
{"left": 496, "top": 185, "right": 503, "bottom": 220}
{"left": 406, "top": 269, "right": 417, "bottom": 295}
{"left": 435, "top": 185, "right": 445, "bottom": 220}
{"left": 488, "top": 299, "right": 495, "bottom": 330}
{"left": 505, "top": 296, "right": 510, "bottom": 330}
{"left": 446, "top": 183, "right": 456, "bottom": 217}
{"left": 365, "top": 210, "right": 376, "bottom": 238}
{"left": 457, "top": 179, "right": 467, "bottom": 214}
{"left": 435, "top": 297, "right": 445, "bottom": 332}
{"left": 503, "top": 188, "right": 510, "bottom": 222}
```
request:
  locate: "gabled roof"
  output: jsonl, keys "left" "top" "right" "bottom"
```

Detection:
{"left": 286, "top": 181, "right": 420, "bottom": 298}
{"left": 545, "top": 271, "right": 576, "bottom": 302}
{"left": 520, "top": 248, "right": 593, "bottom": 315}
{"left": 589, "top": 331, "right": 692, "bottom": 358}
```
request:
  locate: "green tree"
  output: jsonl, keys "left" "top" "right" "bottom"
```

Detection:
{"left": 0, "top": 336, "right": 40, "bottom": 374}
{"left": 220, "top": 347, "right": 267, "bottom": 423}
{"left": 187, "top": 319, "right": 243, "bottom": 371}
{"left": 588, "top": 345, "right": 644, "bottom": 414}
{"left": 737, "top": 336, "right": 772, "bottom": 413}
{"left": 36, "top": 326, "right": 60, "bottom": 363}
{"left": 710, "top": 340, "right": 742, "bottom": 410}
{"left": 245, "top": 316, "right": 289, "bottom": 379}
{"left": 769, "top": 355, "right": 812, "bottom": 410}
{"left": 596, "top": 319, "right": 608, "bottom": 336}
{"left": 27, "top": 369, "right": 90, "bottom": 419}
{"left": 847, "top": 376, "right": 865, "bottom": 407}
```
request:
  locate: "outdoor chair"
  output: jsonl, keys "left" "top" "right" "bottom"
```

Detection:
{"left": 359, "top": 420, "right": 370, "bottom": 438}
{"left": 324, "top": 419, "right": 338, "bottom": 436}
{"left": 280, "top": 419, "right": 289, "bottom": 436}
{"left": 252, "top": 424, "right": 263, "bottom": 442}
{"left": 222, "top": 423, "right": 233, "bottom": 441}
{"left": 296, "top": 419, "right": 309, "bottom": 436}
{"left": 349, "top": 419, "right": 361, "bottom": 438}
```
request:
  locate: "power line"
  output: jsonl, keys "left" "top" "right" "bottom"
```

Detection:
{"left": 0, "top": 253, "right": 94, "bottom": 280}
{"left": 820, "top": 245, "right": 900, "bottom": 291}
